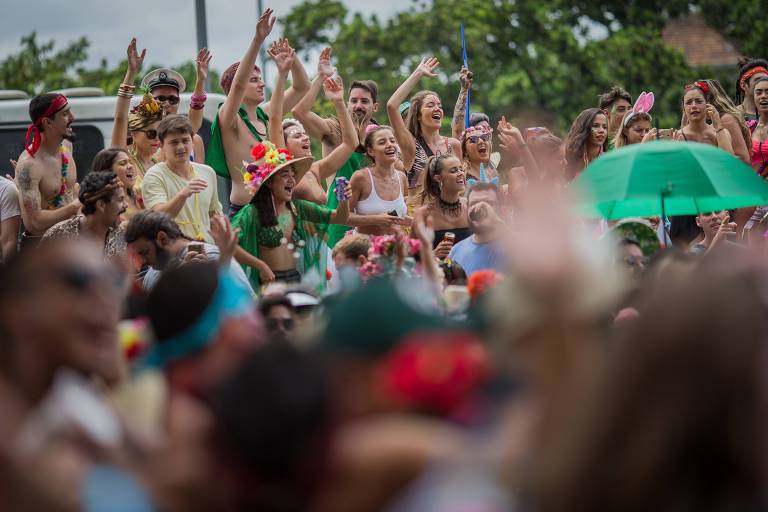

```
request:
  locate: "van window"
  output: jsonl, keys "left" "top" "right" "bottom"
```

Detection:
{"left": 0, "top": 125, "right": 104, "bottom": 181}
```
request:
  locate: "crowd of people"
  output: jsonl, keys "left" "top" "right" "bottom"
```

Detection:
{"left": 3, "top": 7, "right": 768, "bottom": 510}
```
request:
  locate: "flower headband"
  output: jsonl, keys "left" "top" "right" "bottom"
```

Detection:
{"left": 462, "top": 124, "right": 493, "bottom": 140}
{"left": 241, "top": 141, "right": 295, "bottom": 192}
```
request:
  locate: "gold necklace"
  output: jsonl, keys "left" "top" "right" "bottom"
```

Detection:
{"left": 169, "top": 163, "right": 206, "bottom": 241}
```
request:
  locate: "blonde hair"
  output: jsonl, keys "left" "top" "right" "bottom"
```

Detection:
{"left": 615, "top": 112, "right": 651, "bottom": 148}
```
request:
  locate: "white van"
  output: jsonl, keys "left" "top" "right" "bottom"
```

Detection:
{"left": 0, "top": 88, "right": 231, "bottom": 204}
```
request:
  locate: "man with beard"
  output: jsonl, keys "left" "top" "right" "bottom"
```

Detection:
{"left": 206, "top": 9, "right": 311, "bottom": 216}
{"left": 125, "top": 209, "right": 253, "bottom": 295}
{"left": 291, "top": 48, "right": 380, "bottom": 246}
{"left": 448, "top": 183, "right": 506, "bottom": 277}
{"left": 42, "top": 171, "right": 128, "bottom": 259}
{"left": 14, "top": 93, "right": 80, "bottom": 249}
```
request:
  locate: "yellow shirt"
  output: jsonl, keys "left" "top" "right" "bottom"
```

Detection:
{"left": 142, "top": 162, "right": 222, "bottom": 243}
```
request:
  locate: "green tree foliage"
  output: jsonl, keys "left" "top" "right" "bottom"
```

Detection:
{"left": 282, "top": 0, "right": 756, "bottom": 133}
{"left": 0, "top": 32, "right": 224, "bottom": 96}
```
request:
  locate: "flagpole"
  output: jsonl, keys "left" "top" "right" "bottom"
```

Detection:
{"left": 461, "top": 24, "right": 470, "bottom": 129}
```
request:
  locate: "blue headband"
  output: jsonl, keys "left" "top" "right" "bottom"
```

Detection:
{"left": 141, "top": 270, "right": 253, "bottom": 369}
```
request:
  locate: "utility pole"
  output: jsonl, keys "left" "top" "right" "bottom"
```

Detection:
{"left": 195, "top": 0, "right": 210, "bottom": 91}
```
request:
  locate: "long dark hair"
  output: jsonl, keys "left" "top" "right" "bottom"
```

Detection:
{"left": 419, "top": 154, "right": 452, "bottom": 205}
{"left": 564, "top": 108, "right": 606, "bottom": 179}
{"left": 91, "top": 147, "right": 126, "bottom": 173}
{"left": 405, "top": 90, "right": 440, "bottom": 141}
{"left": 251, "top": 182, "right": 278, "bottom": 227}
{"left": 736, "top": 57, "right": 768, "bottom": 105}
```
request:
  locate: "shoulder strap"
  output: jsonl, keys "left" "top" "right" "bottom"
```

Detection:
{"left": 417, "top": 136, "right": 435, "bottom": 158}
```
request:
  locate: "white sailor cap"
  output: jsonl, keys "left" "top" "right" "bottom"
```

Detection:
{"left": 141, "top": 68, "right": 187, "bottom": 93}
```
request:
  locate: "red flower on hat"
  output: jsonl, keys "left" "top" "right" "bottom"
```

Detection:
{"left": 277, "top": 147, "right": 293, "bottom": 160}
{"left": 250, "top": 142, "right": 267, "bottom": 161}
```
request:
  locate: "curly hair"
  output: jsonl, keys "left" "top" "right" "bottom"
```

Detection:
{"left": 79, "top": 171, "right": 121, "bottom": 215}
{"left": 736, "top": 57, "right": 768, "bottom": 104}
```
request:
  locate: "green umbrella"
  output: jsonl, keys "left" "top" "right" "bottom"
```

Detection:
{"left": 571, "top": 141, "right": 768, "bottom": 220}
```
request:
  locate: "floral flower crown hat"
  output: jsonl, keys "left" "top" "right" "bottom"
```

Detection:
{"left": 241, "top": 140, "right": 313, "bottom": 193}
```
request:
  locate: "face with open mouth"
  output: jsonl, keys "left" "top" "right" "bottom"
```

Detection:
{"left": 267, "top": 167, "right": 297, "bottom": 202}
{"left": 464, "top": 129, "right": 493, "bottom": 163}
{"left": 111, "top": 151, "right": 137, "bottom": 189}
{"left": 367, "top": 128, "right": 398, "bottom": 164}
{"left": 419, "top": 94, "right": 443, "bottom": 129}
{"left": 284, "top": 125, "right": 312, "bottom": 158}
{"left": 590, "top": 113, "right": 608, "bottom": 146}
{"left": 683, "top": 89, "right": 706, "bottom": 121}
{"left": 754, "top": 81, "right": 768, "bottom": 113}
{"left": 436, "top": 156, "right": 465, "bottom": 194}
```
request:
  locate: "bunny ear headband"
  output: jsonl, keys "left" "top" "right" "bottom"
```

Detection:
{"left": 622, "top": 91, "right": 654, "bottom": 128}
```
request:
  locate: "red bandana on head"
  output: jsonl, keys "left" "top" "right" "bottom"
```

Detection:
{"left": 25, "top": 94, "right": 69, "bottom": 157}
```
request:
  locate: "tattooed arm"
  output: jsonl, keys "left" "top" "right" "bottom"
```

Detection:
{"left": 15, "top": 160, "right": 80, "bottom": 235}
{"left": 451, "top": 66, "right": 472, "bottom": 140}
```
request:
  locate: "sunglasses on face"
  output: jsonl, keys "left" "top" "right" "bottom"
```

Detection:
{"left": 153, "top": 95, "right": 180, "bottom": 105}
{"left": 467, "top": 134, "right": 491, "bottom": 144}
{"left": 266, "top": 317, "right": 294, "bottom": 332}
{"left": 138, "top": 129, "right": 158, "bottom": 140}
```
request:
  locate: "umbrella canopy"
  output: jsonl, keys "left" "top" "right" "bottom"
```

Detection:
{"left": 571, "top": 141, "right": 768, "bottom": 219}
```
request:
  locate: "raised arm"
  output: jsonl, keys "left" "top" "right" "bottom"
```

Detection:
{"left": 219, "top": 9, "right": 275, "bottom": 128}
{"left": 111, "top": 38, "right": 146, "bottom": 149}
{"left": 387, "top": 57, "right": 440, "bottom": 170}
{"left": 15, "top": 160, "right": 80, "bottom": 235}
{"left": 291, "top": 47, "right": 336, "bottom": 144}
{"left": 188, "top": 48, "right": 211, "bottom": 133}
{"left": 266, "top": 40, "right": 296, "bottom": 149}
{"left": 315, "top": 77, "right": 359, "bottom": 179}
{"left": 497, "top": 117, "right": 540, "bottom": 178}
{"left": 280, "top": 40, "right": 311, "bottom": 113}
{"left": 452, "top": 66, "right": 472, "bottom": 140}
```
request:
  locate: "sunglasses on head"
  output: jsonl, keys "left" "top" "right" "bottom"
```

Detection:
{"left": 138, "top": 129, "right": 158, "bottom": 140}
{"left": 467, "top": 134, "right": 491, "bottom": 144}
{"left": 153, "top": 95, "right": 180, "bottom": 105}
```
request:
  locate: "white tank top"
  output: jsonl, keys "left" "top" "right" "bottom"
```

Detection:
{"left": 355, "top": 168, "right": 407, "bottom": 217}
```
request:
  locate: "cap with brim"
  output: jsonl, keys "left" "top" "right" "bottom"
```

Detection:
{"left": 141, "top": 68, "right": 187, "bottom": 93}
{"left": 243, "top": 140, "right": 314, "bottom": 193}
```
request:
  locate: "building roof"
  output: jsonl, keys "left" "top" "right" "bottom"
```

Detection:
{"left": 662, "top": 14, "right": 742, "bottom": 67}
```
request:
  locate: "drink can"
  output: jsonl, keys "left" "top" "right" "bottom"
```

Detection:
{"left": 335, "top": 176, "right": 350, "bottom": 201}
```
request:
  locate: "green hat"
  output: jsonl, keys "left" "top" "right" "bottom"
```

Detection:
{"left": 318, "top": 278, "right": 446, "bottom": 356}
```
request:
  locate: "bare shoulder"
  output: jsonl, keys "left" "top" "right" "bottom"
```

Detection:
{"left": 350, "top": 167, "right": 370, "bottom": 184}
{"left": 721, "top": 114, "right": 740, "bottom": 128}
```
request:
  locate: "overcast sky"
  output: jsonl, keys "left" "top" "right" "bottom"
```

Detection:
{"left": 0, "top": 0, "right": 416, "bottom": 81}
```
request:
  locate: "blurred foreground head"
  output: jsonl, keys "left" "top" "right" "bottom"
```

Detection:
{"left": 144, "top": 262, "right": 262, "bottom": 394}
{"left": 0, "top": 241, "right": 124, "bottom": 398}
{"left": 533, "top": 248, "right": 768, "bottom": 512}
